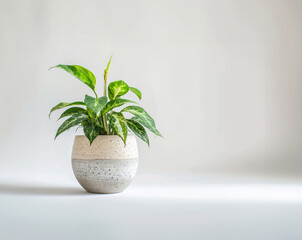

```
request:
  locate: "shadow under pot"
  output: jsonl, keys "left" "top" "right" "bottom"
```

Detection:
{"left": 71, "top": 134, "right": 138, "bottom": 194}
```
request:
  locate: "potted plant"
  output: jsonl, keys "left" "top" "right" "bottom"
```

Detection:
{"left": 49, "top": 57, "right": 162, "bottom": 193}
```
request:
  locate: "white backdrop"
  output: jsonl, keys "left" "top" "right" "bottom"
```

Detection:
{"left": 1, "top": 0, "right": 302, "bottom": 181}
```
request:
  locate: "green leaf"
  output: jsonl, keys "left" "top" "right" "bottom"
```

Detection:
{"left": 49, "top": 65, "right": 96, "bottom": 91}
{"left": 86, "top": 107, "right": 96, "bottom": 119}
{"left": 101, "top": 99, "right": 137, "bottom": 115}
{"left": 58, "top": 107, "right": 87, "bottom": 120}
{"left": 95, "top": 117, "right": 107, "bottom": 135}
{"left": 104, "top": 56, "right": 112, "bottom": 97}
{"left": 108, "top": 112, "right": 128, "bottom": 144}
{"left": 129, "top": 87, "right": 142, "bottom": 100}
{"left": 49, "top": 101, "right": 85, "bottom": 118}
{"left": 132, "top": 116, "right": 163, "bottom": 137}
{"left": 126, "top": 119, "right": 149, "bottom": 146}
{"left": 83, "top": 124, "right": 99, "bottom": 145}
{"left": 105, "top": 55, "right": 112, "bottom": 73}
{"left": 121, "top": 106, "right": 162, "bottom": 137}
{"left": 55, "top": 113, "right": 88, "bottom": 139}
{"left": 108, "top": 80, "right": 129, "bottom": 100}
{"left": 84, "top": 95, "right": 107, "bottom": 114}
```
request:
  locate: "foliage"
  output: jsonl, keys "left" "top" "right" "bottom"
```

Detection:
{"left": 49, "top": 57, "right": 162, "bottom": 145}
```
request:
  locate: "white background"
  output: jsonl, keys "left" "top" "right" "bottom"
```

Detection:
{"left": 1, "top": 1, "right": 302, "bottom": 240}
{"left": 1, "top": 0, "right": 302, "bottom": 181}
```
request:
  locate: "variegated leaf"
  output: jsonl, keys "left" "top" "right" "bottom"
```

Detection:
{"left": 101, "top": 99, "right": 137, "bottom": 115}
{"left": 55, "top": 113, "right": 88, "bottom": 139}
{"left": 129, "top": 87, "right": 142, "bottom": 100}
{"left": 126, "top": 119, "right": 149, "bottom": 146}
{"left": 108, "top": 112, "right": 128, "bottom": 144}
{"left": 49, "top": 65, "right": 96, "bottom": 91}
{"left": 84, "top": 95, "right": 107, "bottom": 114}
{"left": 58, "top": 107, "right": 87, "bottom": 120}
{"left": 108, "top": 80, "right": 129, "bottom": 100}
{"left": 121, "top": 106, "right": 162, "bottom": 137}
{"left": 83, "top": 124, "right": 99, "bottom": 145}
{"left": 132, "top": 116, "right": 162, "bottom": 137}
{"left": 49, "top": 101, "right": 85, "bottom": 118}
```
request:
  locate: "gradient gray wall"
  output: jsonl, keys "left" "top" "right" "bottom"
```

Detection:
{"left": 1, "top": 0, "right": 302, "bottom": 180}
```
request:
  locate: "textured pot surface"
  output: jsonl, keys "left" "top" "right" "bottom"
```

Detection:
{"left": 72, "top": 135, "right": 138, "bottom": 194}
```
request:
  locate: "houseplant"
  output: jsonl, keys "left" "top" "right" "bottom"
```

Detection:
{"left": 49, "top": 57, "right": 162, "bottom": 193}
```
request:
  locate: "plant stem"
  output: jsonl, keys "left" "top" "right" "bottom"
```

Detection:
{"left": 104, "top": 76, "right": 107, "bottom": 97}
{"left": 103, "top": 71, "right": 109, "bottom": 134}
{"left": 103, "top": 55, "right": 112, "bottom": 97}
{"left": 93, "top": 89, "right": 98, "bottom": 98}
{"left": 99, "top": 56, "right": 112, "bottom": 135}
{"left": 102, "top": 114, "right": 109, "bottom": 134}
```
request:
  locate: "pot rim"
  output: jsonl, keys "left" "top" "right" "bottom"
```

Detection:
{"left": 75, "top": 133, "right": 134, "bottom": 138}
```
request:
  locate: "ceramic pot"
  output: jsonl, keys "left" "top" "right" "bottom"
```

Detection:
{"left": 71, "top": 134, "right": 138, "bottom": 193}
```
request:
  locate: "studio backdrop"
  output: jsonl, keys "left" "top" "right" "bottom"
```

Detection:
{"left": 1, "top": 0, "right": 302, "bottom": 181}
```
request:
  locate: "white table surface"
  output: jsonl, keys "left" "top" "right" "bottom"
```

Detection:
{"left": 0, "top": 173, "right": 302, "bottom": 240}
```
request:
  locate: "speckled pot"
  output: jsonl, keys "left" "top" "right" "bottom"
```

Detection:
{"left": 71, "top": 134, "right": 138, "bottom": 194}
